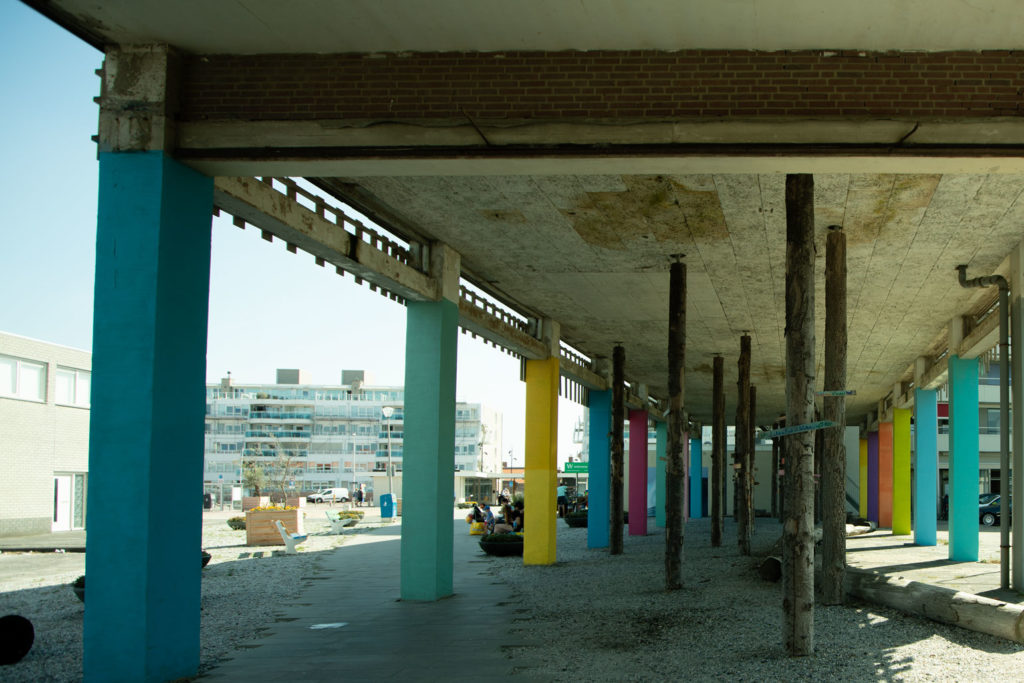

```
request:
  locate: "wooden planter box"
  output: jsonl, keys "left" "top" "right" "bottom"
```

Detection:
{"left": 245, "top": 508, "right": 304, "bottom": 546}
{"left": 242, "top": 496, "right": 270, "bottom": 511}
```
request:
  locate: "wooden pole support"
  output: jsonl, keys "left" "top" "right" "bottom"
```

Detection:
{"left": 610, "top": 345, "right": 625, "bottom": 556}
{"left": 783, "top": 173, "right": 816, "bottom": 657}
{"left": 711, "top": 355, "right": 725, "bottom": 548}
{"left": 822, "top": 225, "right": 848, "bottom": 605}
{"left": 665, "top": 261, "right": 686, "bottom": 589}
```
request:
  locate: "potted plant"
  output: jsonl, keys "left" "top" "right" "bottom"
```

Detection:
{"left": 71, "top": 575, "right": 85, "bottom": 602}
{"left": 201, "top": 550, "right": 212, "bottom": 568}
{"left": 227, "top": 516, "right": 246, "bottom": 530}
{"left": 478, "top": 533, "right": 524, "bottom": 557}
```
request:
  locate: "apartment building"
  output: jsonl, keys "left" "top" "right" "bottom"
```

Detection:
{"left": 204, "top": 369, "right": 502, "bottom": 504}
{"left": 0, "top": 331, "right": 90, "bottom": 536}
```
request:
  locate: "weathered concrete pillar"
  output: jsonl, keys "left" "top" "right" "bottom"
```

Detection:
{"left": 711, "top": 355, "right": 725, "bottom": 547}
{"left": 524, "top": 320, "right": 560, "bottom": 566}
{"left": 737, "top": 335, "right": 752, "bottom": 555}
{"left": 401, "top": 243, "right": 460, "bottom": 598}
{"left": 86, "top": 45, "right": 213, "bottom": 683}
{"left": 587, "top": 387, "right": 612, "bottom": 548}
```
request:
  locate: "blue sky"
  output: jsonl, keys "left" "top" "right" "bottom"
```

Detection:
{"left": 0, "top": 2, "right": 584, "bottom": 465}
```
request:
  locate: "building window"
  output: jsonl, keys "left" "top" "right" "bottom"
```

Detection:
{"left": 55, "top": 367, "right": 91, "bottom": 407}
{"left": 0, "top": 354, "right": 46, "bottom": 402}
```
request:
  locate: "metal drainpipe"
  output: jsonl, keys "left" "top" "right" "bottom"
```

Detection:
{"left": 957, "top": 264, "right": 1010, "bottom": 590}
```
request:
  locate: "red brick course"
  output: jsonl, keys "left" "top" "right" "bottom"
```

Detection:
{"left": 179, "top": 50, "right": 1024, "bottom": 121}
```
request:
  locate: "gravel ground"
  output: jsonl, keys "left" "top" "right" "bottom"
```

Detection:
{"left": 0, "top": 514, "right": 381, "bottom": 681}
{"left": 498, "top": 518, "right": 1024, "bottom": 682}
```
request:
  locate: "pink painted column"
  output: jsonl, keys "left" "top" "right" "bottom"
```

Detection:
{"left": 629, "top": 409, "right": 649, "bottom": 536}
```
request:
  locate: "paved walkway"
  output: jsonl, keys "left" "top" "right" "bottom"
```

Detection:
{"left": 201, "top": 513, "right": 527, "bottom": 681}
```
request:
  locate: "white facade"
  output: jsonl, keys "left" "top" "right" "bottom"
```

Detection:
{"left": 0, "top": 331, "right": 90, "bottom": 536}
{"left": 203, "top": 369, "right": 502, "bottom": 502}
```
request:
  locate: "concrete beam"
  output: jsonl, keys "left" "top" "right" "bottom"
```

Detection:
{"left": 213, "top": 176, "right": 437, "bottom": 302}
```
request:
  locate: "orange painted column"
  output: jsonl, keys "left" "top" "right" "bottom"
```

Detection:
{"left": 878, "top": 421, "right": 894, "bottom": 528}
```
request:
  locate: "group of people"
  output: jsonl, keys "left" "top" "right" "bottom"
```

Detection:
{"left": 469, "top": 499, "right": 524, "bottom": 535}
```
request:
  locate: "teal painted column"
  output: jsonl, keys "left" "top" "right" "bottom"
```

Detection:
{"left": 587, "top": 390, "right": 611, "bottom": 548}
{"left": 655, "top": 421, "right": 667, "bottom": 527}
{"left": 401, "top": 298, "right": 458, "bottom": 600}
{"left": 914, "top": 388, "right": 938, "bottom": 546}
{"left": 85, "top": 152, "right": 212, "bottom": 682}
{"left": 948, "top": 355, "right": 979, "bottom": 562}
{"left": 690, "top": 436, "right": 703, "bottom": 518}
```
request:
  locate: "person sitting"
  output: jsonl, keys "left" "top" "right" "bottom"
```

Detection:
{"left": 482, "top": 504, "right": 495, "bottom": 533}
{"left": 510, "top": 500, "right": 525, "bottom": 532}
{"left": 471, "top": 503, "right": 485, "bottom": 523}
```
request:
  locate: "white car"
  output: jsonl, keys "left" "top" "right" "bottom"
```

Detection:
{"left": 307, "top": 488, "right": 350, "bottom": 503}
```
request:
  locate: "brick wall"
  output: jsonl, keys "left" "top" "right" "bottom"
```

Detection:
{"left": 180, "top": 50, "right": 1024, "bottom": 122}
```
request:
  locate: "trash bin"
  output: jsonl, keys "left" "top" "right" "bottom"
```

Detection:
{"left": 380, "top": 493, "right": 395, "bottom": 519}
{"left": 203, "top": 493, "right": 213, "bottom": 510}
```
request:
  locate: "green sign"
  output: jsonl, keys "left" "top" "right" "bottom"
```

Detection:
{"left": 564, "top": 462, "right": 588, "bottom": 473}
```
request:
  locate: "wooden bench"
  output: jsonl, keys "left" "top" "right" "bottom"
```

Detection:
{"left": 274, "top": 520, "right": 308, "bottom": 554}
{"left": 325, "top": 510, "right": 358, "bottom": 534}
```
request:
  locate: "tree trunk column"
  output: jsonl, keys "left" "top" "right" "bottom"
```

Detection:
{"left": 737, "top": 335, "right": 752, "bottom": 555}
{"left": 666, "top": 260, "right": 687, "bottom": 591}
{"left": 610, "top": 345, "right": 625, "bottom": 555}
{"left": 783, "top": 173, "right": 816, "bottom": 657}
{"left": 821, "top": 225, "right": 848, "bottom": 606}
{"left": 711, "top": 355, "right": 725, "bottom": 547}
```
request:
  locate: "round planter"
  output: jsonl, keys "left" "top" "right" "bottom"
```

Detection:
{"left": 202, "top": 551, "right": 212, "bottom": 568}
{"left": 479, "top": 536, "right": 524, "bottom": 557}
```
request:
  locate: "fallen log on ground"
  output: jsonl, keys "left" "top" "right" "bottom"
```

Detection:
{"left": 845, "top": 568, "right": 1024, "bottom": 644}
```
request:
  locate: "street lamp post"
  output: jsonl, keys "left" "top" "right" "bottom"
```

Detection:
{"left": 382, "top": 406, "right": 394, "bottom": 499}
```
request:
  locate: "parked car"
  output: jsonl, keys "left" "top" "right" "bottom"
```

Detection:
{"left": 307, "top": 488, "right": 350, "bottom": 503}
{"left": 980, "top": 495, "right": 1011, "bottom": 526}
{"left": 939, "top": 492, "right": 1001, "bottom": 521}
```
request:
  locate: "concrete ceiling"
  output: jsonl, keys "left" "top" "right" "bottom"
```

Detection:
{"left": 33, "top": 0, "right": 1024, "bottom": 54}
{"left": 319, "top": 172, "right": 1021, "bottom": 424}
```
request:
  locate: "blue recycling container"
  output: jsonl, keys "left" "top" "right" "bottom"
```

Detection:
{"left": 380, "top": 493, "right": 395, "bottom": 519}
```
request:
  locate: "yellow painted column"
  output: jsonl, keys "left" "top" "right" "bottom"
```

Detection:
{"left": 892, "top": 408, "right": 912, "bottom": 535}
{"left": 858, "top": 438, "right": 868, "bottom": 518}
{"left": 524, "top": 356, "right": 559, "bottom": 565}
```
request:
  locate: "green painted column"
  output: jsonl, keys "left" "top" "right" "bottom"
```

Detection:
{"left": 655, "top": 421, "right": 667, "bottom": 527}
{"left": 85, "top": 151, "right": 212, "bottom": 682}
{"left": 400, "top": 298, "right": 458, "bottom": 600}
{"left": 892, "top": 408, "right": 912, "bottom": 535}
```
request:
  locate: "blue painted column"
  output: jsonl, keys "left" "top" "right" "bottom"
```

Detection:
{"left": 587, "top": 390, "right": 611, "bottom": 548}
{"left": 401, "top": 298, "right": 458, "bottom": 599}
{"left": 85, "top": 152, "right": 212, "bottom": 682}
{"left": 655, "top": 421, "right": 667, "bottom": 527}
{"left": 948, "top": 355, "right": 980, "bottom": 562}
{"left": 690, "top": 436, "right": 703, "bottom": 518}
{"left": 914, "top": 388, "right": 938, "bottom": 546}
